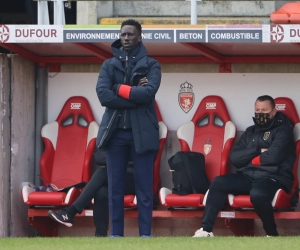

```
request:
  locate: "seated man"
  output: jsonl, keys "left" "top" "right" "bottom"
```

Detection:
{"left": 193, "top": 95, "right": 296, "bottom": 237}
{"left": 48, "top": 165, "right": 135, "bottom": 237}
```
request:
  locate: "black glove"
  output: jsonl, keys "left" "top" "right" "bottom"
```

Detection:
{"left": 112, "top": 84, "right": 119, "bottom": 93}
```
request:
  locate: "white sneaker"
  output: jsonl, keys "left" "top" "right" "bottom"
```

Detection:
{"left": 193, "top": 228, "right": 214, "bottom": 237}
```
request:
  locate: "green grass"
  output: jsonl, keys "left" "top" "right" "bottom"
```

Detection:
{"left": 0, "top": 237, "right": 300, "bottom": 250}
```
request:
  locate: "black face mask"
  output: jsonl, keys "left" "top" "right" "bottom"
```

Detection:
{"left": 254, "top": 112, "right": 271, "bottom": 127}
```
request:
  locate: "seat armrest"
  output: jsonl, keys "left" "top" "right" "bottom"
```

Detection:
{"left": 228, "top": 194, "right": 234, "bottom": 206}
{"left": 22, "top": 186, "right": 35, "bottom": 203}
{"left": 203, "top": 190, "right": 210, "bottom": 206}
{"left": 64, "top": 187, "right": 80, "bottom": 205}
{"left": 159, "top": 187, "right": 172, "bottom": 205}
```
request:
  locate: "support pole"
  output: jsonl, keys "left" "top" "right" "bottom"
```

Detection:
{"left": 191, "top": 0, "right": 197, "bottom": 25}
{"left": 37, "top": 1, "right": 50, "bottom": 25}
{"left": 35, "top": 67, "right": 48, "bottom": 185}
{"left": 54, "top": 0, "right": 66, "bottom": 25}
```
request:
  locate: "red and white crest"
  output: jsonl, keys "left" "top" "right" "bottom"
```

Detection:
{"left": 178, "top": 81, "right": 194, "bottom": 113}
{"left": 204, "top": 138, "right": 212, "bottom": 155}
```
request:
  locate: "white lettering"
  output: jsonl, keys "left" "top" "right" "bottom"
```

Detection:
{"left": 220, "top": 211, "right": 235, "bottom": 218}
{"left": 62, "top": 215, "right": 69, "bottom": 220}
{"left": 206, "top": 102, "right": 216, "bottom": 109}
{"left": 275, "top": 104, "right": 286, "bottom": 111}
{"left": 179, "top": 33, "right": 202, "bottom": 40}
{"left": 66, "top": 32, "right": 120, "bottom": 40}
{"left": 142, "top": 33, "right": 153, "bottom": 39}
{"left": 70, "top": 103, "right": 81, "bottom": 109}
{"left": 210, "top": 32, "right": 260, "bottom": 40}
{"left": 154, "top": 33, "right": 171, "bottom": 39}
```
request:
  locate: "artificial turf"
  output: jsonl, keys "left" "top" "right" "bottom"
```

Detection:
{"left": 1, "top": 236, "right": 299, "bottom": 250}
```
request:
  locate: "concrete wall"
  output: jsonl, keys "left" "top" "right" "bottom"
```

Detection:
{"left": 96, "top": 0, "right": 274, "bottom": 17}
{"left": 10, "top": 56, "right": 36, "bottom": 237}
{"left": 77, "top": 1, "right": 99, "bottom": 25}
{"left": 75, "top": 1, "right": 293, "bottom": 24}
{"left": 0, "top": 55, "right": 11, "bottom": 237}
{"left": 107, "top": 1, "right": 274, "bottom": 17}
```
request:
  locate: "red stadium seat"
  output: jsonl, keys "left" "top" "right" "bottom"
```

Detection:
{"left": 228, "top": 97, "right": 300, "bottom": 209}
{"left": 123, "top": 101, "right": 168, "bottom": 208}
{"left": 159, "top": 95, "right": 236, "bottom": 208}
{"left": 270, "top": 3, "right": 300, "bottom": 24}
{"left": 22, "top": 96, "right": 98, "bottom": 206}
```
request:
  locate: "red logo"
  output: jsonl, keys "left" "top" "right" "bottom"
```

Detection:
{"left": 203, "top": 138, "right": 212, "bottom": 155}
{"left": 178, "top": 81, "right": 194, "bottom": 113}
{"left": 270, "top": 25, "right": 284, "bottom": 43}
{"left": 0, "top": 25, "right": 10, "bottom": 43}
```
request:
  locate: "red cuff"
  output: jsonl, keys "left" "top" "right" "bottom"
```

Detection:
{"left": 251, "top": 156, "right": 261, "bottom": 166}
{"left": 118, "top": 84, "right": 131, "bottom": 99}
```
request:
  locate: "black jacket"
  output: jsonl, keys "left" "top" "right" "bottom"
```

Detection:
{"left": 230, "top": 112, "right": 296, "bottom": 192}
{"left": 95, "top": 40, "right": 161, "bottom": 154}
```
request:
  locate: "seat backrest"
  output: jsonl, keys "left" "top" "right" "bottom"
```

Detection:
{"left": 40, "top": 96, "right": 99, "bottom": 189}
{"left": 274, "top": 97, "right": 300, "bottom": 190}
{"left": 177, "top": 95, "right": 236, "bottom": 182}
{"left": 274, "top": 2, "right": 300, "bottom": 15}
{"left": 154, "top": 101, "right": 168, "bottom": 195}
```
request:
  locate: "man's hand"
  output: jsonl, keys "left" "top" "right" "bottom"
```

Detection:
{"left": 261, "top": 148, "right": 268, "bottom": 153}
{"left": 138, "top": 77, "right": 148, "bottom": 86}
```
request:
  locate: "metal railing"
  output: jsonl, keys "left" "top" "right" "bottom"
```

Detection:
{"left": 33, "top": 0, "right": 201, "bottom": 25}
{"left": 32, "top": 0, "right": 66, "bottom": 25}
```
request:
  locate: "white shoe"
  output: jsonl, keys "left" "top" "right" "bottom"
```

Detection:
{"left": 193, "top": 228, "right": 214, "bottom": 237}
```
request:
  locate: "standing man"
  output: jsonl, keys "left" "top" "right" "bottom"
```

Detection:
{"left": 96, "top": 19, "right": 161, "bottom": 237}
{"left": 193, "top": 95, "right": 296, "bottom": 237}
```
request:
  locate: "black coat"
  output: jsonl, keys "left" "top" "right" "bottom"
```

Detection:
{"left": 95, "top": 40, "right": 161, "bottom": 154}
{"left": 230, "top": 112, "right": 296, "bottom": 192}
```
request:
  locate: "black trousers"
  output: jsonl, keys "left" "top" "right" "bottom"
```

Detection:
{"left": 202, "top": 173, "right": 286, "bottom": 236}
{"left": 72, "top": 167, "right": 109, "bottom": 233}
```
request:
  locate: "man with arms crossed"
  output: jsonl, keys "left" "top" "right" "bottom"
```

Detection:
{"left": 96, "top": 19, "right": 161, "bottom": 238}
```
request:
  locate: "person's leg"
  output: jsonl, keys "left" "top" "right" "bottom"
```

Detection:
{"left": 48, "top": 167, "right": 108, "bottom": 227}
{"left": 93, "top": 185, "right": 109, "bottom": 237}
{"left": 72, "top": 167, "right": 108, "bottom": 213}
{"left": 201, "top": 173, "right": 252, "bottom": 232}
{"left": 250, "top": 178, "right": 285, "bottom": 236}
{"left": 130, "top": 141, "right": 155, "bottom": 236}
{"left": 106, "top": 130, "right": 130, "bottom": 237}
